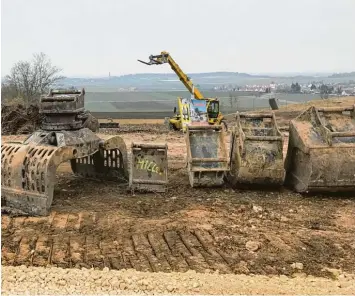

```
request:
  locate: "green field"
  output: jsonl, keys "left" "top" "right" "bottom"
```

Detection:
{"left": 85, "top": 91, "right": 322, "bottom": 113}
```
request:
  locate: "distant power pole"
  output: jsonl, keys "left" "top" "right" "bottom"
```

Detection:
{"left": 109, "top": 72, "right": 111, "bottom": 79}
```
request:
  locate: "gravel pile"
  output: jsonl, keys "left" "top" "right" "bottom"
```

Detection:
{"left": 2, "top": 265, "right": 355, "bottom": 295}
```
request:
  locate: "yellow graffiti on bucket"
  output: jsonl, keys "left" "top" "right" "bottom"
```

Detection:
{"left": 136, "top": 158, "right": 163, "bottom": 175}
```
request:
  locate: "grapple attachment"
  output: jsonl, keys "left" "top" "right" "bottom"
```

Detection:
{"left": 1, "top": 142, "right": 77, "bottom": 216}
{"left": 1, "top": 131, "right": 128, "bottom": 216}
{"left": 185, "top": 125, "right": 229, "bottom": 187}
{"left": 129, "top": 143, "right": 168, "bottom": 192}
{"left": 227, "top": 112, "right": 285, "bottom": 188}
{"left": 1, "top": 88, "right": 128, "bottom": 216}
{"left": 284, "top": 105, "right": 355, "bottom": 192}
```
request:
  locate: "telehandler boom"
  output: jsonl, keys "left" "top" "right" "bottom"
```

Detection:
{"left": 138, "top": 51, "right": 226, "bottom": 131}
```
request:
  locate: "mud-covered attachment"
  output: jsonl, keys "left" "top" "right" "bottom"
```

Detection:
{"left": 227, "top": 112, "right": 285, "bottom": 188}
{"left": 1, "top": 132, "right": 92, "bottom": 216}
{"left": 285, "top": 105, "right": 355, "bottom": 193}
{"left": 40, "top": 88, "right": 85, "bottom": 131}
{"left": 129, "top": 143, "right": 168, "bottom": 192}
{"left": 39, "top": 88, "right": 99, "bottom": 132}
{"left": 70, "top": 135, "right": 128, "bottom": 181}
{"left": 1, "top": 88, "right": 128, "bottom": 216}
{"left": 185, "top": 125, "right": 229, "bottom": 187}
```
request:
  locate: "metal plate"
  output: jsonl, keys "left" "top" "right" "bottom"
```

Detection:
{"left": 129, "top": 143, "right": 168, "bottom": 192}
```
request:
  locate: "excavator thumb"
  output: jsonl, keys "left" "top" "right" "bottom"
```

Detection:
{"left": 227, "top": 112, "right": 285, "bottom": 188}
{"left": 185, "top": 125, "right": 229, "bottom": 187}
{"left": 284, "top": 105, "right": 355, "bottom": 193}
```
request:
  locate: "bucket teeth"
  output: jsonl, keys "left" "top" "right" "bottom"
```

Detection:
{"left": 227, "top": 112, "right": 285, "bottom": 188}
{"left": 185, "top": 125, "right": 229, "bottom": 187}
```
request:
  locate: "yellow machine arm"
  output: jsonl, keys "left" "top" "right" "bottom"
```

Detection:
{"left": 138, "top": 51, "right": 204, "bottom": 99}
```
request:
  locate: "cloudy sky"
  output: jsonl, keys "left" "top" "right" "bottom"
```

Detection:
{"left": 1, "top": 0, "right": 355, "bottom": 77}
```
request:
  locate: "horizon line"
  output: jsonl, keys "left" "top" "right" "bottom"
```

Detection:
{"left": 59, "top": 71, "right": 355, "bottom": 79}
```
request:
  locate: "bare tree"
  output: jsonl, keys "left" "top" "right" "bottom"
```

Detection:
{"left": 3, "top": 52, "right": 65, "bottom": 106}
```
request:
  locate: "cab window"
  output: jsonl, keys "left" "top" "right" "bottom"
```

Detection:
{"left": 208, "top": 102, "right": 219, "bottom": 118}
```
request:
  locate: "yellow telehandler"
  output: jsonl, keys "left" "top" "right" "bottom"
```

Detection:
{"left": 138, "top": 51, "right": 227, "bottom": 132}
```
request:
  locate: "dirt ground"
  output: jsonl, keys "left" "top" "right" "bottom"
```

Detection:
{"left": 1, "top": 97, "right": 355, "bottom": 294}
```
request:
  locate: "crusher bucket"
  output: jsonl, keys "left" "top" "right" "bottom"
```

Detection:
{"left": 185, "top": 125, "right": 229, "bottom": 187}
{"left": 284, "top": 105, "right": 355, "bottom": 193}
{"left": 1, "top": 89, "right": 128, "bottom": 216}
{"left": 227, "top": 112, "right": 285, "bottom": 188}
{"left": 129, "top": 143, "right": 168, "bottom": 192}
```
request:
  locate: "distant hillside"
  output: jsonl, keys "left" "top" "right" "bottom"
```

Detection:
{"left": 56, "top": 72, "right": 271, "bottom": 91}
{"left": 52, "top": 71, "right": 355, "bottom": 92}
{"left": 328, "top": 72, "right": 355, "bottom": 78}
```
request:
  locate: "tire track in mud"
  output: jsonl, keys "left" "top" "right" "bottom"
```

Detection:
{"left": 1, "top": 213, "right": 233, "bottom": 274}
{"left": 2, "top": 204, "right": 355, "bottom": 277}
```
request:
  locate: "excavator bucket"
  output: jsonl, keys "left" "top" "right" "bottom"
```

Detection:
{"left": 129, "top": 143, "right": 168, "bottom": 192}
{"left": 185, "top": 125, "right": 229, "bottom": 187}
{"left": 1, "top": 88, "right": 129, "bottom": 216}
{"left": 284, "top": 105, "right": 355, "bottom": 193}
{"left": 227, "top": 112, "right": 285, "bottom": 188}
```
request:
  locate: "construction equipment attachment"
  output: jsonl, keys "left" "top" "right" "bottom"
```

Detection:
{"left": 227, "top": 112, "right": 285, "bottom": 188}
{"left": 99, "top": 118, "right": 120, "bottom": 128}
{"left": 1, "top": 88, "right": 128, "bottom": 216}
{"left": 284, "top": 105, "right": 355, "bottom": 193}
{"left": 129, "top": 143, "right": 168, "bottom": 192}
{"left": 185, "top": 125, "right": 229, "bottom": 187}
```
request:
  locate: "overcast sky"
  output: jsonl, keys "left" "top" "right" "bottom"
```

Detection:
{"left": 1, "top": 0, "right": 355, "bottom": 77}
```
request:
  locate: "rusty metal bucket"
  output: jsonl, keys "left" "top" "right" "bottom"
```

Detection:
{"left": 129, "top": 143, "right": 168, "bottom": 192}
{"left": 227, "top": 112, "right": 285, "bottom": 188}
{"left": 284, "top": 105, "right": 355, "bottom": 193}
{"left": 71, "top": 135, "right": 128, "bottom": 181}
{"left": 185, "top": 125, "right": 229, "bottom": 187}
{"left": 1, "top": 143, "right": 77, "bottom": 216}
{"left": 1, "top": 131, "right": 128, "bottom": 216}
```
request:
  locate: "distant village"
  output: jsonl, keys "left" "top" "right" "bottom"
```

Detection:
{"left": 212, "top": 81, "right": 355, "bottom": 96}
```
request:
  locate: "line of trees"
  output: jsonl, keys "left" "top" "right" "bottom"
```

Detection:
{"left": 1, "top": 52, "right": 65, "bottom": 106}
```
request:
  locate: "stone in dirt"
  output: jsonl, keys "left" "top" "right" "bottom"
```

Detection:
{"left": 246, "top": 241, "right": 261, "bottom": 252}
{"left": 291, "top": 262, "right": 304, "bottom": 270}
